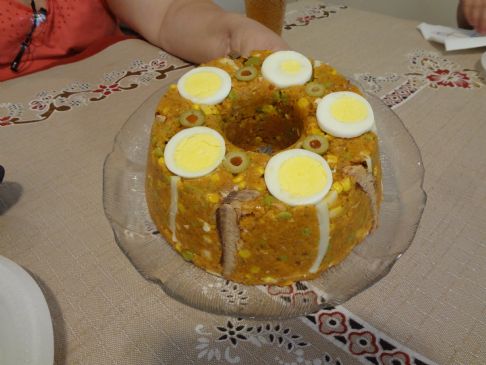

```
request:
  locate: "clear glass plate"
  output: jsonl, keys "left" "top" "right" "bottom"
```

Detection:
{"left": 103, "top": 87, "right": 426, "bottom": 319}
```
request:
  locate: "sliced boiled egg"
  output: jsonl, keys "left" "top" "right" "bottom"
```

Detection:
{"left": 164, "top": 126, "right": 226, "bottom": 178}
{"left": 264, "top": 149, "right": 333, "bottom": 206}
{"left": 261, "top": 50, "right": 312, "bottom": 88}
{"left": 177, "top": 66, "right": 232, "bottom": 105}
{"left": 316, "top": 91, "right": 375, "bottom": 138}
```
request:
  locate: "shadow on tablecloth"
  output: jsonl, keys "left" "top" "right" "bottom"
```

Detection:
{"left": 0, "top": 181, "right": 23, "bottom": 215}
{"left": 29, "top": 273, "right": 67, "bottom": 365}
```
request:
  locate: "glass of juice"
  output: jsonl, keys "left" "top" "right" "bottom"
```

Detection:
{"left": 244, "top": 0, "right": 286, "bottom": 35}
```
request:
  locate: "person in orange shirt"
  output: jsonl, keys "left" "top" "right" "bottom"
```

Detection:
{"left": 1, "top": 0, "right": 288, "bottom": 81}
{"left": 457, "top": 0, "right": 486, "bottom": 33}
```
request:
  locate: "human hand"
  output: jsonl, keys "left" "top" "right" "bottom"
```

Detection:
{"left": 226, "top": 14, "right": 289, "bottom": 58}
{"left": 459, "top": 0, "right": 486, "bottom": 34}
{"left": 108, "top": 0, "right": 288, "bottom": 64}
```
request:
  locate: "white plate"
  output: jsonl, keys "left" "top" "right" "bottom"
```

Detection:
{"left": 0, "top": 256, "right": 54, "bottom": 365}
{"left": 481, "top": 51, "right": 486, "bottom": 71}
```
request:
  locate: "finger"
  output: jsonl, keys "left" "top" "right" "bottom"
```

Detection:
{"left": 475, "top": 4, "right": 486, "bottom": 33}
{"left": 464, "top": 4, "right": 480, "bottom": 28}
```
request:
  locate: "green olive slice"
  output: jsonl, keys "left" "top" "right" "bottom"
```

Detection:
{"left": 305, "top": 82, "right": 326, "bottom": 97}
{"left": 179, "top": 109, "right": 205, "bottom": 127}
{"left": 236, "top": 66, "right": 257, "bottom": 81}
{"left": 223, "top": 151, "right": 250, "bottom": 173}
{"left": 244, "top": 56, "right": 262, "bottom": 67}
{"left": 302, "top": 134, "right": 329, "bottom": 154}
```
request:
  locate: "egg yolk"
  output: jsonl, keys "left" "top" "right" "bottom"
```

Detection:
{"left": 330, "top": 96, "right": 368, "bottom": 123}
{"left": 280, "top": 59, "right": 302, "bottom": 74}
{"left": 184, "top": 72, "right": 222, "bottom": 98}
{"left": 278, "top": 156, "right": 327, "bottom": 198}
{"left": 174, "top": 134, "right": 222, "bottom": 172}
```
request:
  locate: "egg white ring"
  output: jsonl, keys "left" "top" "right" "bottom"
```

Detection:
{"left": 264, "top": 149, "right": 333, "bottom": 206}
{"left": 316, "top": 91, "right": 375, "bottom": 138}
{"left": 177, "top": 66, "right": 232, "bottom": 105}
{"left": 261, "top": 50, "right": 313, "bottom": 88}
{"left": 164, "top": 126, "right": 226, "bottom": 178}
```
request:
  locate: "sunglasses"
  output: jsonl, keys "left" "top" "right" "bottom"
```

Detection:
{"left": 10, "top": 0, "right": 48, "bottom": 72}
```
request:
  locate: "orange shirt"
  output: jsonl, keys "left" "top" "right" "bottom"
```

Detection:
{"left": 0, "top": 0, "right": 127, "bottom": 81}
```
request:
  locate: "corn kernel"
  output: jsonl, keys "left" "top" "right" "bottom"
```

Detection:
{"left": 177, "top": 203, "right": 186, "bottom": 213}
{"left": 192, "top": 104, "right": 201, "bottom": 110}
{"left": 162, "top": 107, "right": 170, "bottom": 114}
{"left": 297, "top": 97, "right": 310, "bottom": 109}
{"left": 201, "top": 105, "right": 220, "bottom": 115}
{"left": 206, "top": 193, "right": 220, "bottom": 204}
{"left": 373, "top": 166, "right": 379, "bottom": 176}
{"left": 342, "top": 177, "right": 352, "bottom": 192}
{"left": 331, "top": 69, "right": 337, "bottom": 75}
{"left": 256, "top": 184, "right": 266, "bottom": 192}
{"left": 332, "top": 181, "right": 343, "bottom": 193}
{"left": 356, "top": 227, "right": 369, "bottom": 240}
{"left": 326, "top": 154, "right": 338, "bottom": 165}
{"left": 262, "top": 276, "right": 276, "bottom": 284}
{"left": 175, "top": 243, "right": 182, "bottom": 252}
{"left": 310, "top": 126, "right": 322, "bottom": 135}
{"left": 169, "top": 84, "right": 177, "bottom": 90}
{"left": 238, "top": 181, "right": 247, "bottom": 189}
{"left": 261, "top": 104, "right": 276, "bottom": 114}
{"left": 250, "top": 266, "right": 261, "bottom": 274}
{"left": 238, "top": 249, "right": 252, "bottom": 259}
{"left": 329, "top": 205, "right": 344, "bottom": 218}
{"left": 157, "top": 157, "right": 165, "bottom": 167}
{"left": 256, "top": 166, "right": 265, "bottom": 176}
{"left": 232, "top": 174, "right": 245, "bottom": 183}
{"left": 210, "top": 174, "right": 220, "bottom": 183}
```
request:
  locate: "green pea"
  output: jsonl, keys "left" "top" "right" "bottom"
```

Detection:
{"left": 276, "top": 211, "right": 292, "bottom": 221}
{"left": 153, "top": 147, "right": 164, "bottom": 158}
{"left": 273, "top": 90, "right": 288, "bottom": 103}
{"left": 263, "top": 195, "right": 275, "bottom": 206}
{"left": 181, "top": 250, "right": 194, "bottom": 261}
{"left": 228, "top": 90, "right": 238, "bottom": 100}
{"left": 244, "top": 56, "right": 262, "bottom": 67}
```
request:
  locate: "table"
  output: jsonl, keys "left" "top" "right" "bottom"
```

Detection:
{"left": 1, "top": 1, "right": 485, "bottom": 364}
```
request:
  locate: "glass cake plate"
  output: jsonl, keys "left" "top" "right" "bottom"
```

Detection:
{"left": 103, "top": 87, "right": 426, "bottom": 319}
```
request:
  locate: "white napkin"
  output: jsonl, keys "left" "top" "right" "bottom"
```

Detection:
{"left": 417, "top": 22, "right": 486, "bottom": 51}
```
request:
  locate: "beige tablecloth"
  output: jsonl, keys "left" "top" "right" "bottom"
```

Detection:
{"left": 1, "top": 1, "right": 485, "bottom": 364}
